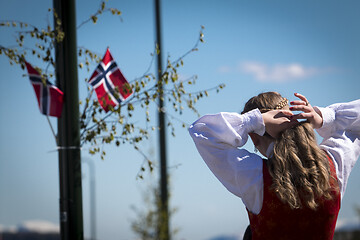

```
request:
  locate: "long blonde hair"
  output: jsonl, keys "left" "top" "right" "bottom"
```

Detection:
{"left": 242, "top": 92, "right": 334, "bottom": 210}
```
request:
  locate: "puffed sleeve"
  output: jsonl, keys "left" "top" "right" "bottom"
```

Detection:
{"left": 188, "top": 109, "right": 265, "bottom": 214}
{"left": 315, "top": 99, "right": 360, "bottom": 198}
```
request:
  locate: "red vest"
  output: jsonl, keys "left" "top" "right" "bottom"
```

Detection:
{"left": 247, "top": 155, "right": 340, "bottom": 240}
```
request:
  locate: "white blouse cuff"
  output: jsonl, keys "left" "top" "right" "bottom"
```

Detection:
{"left": 314, "top": 106, "right": 336, "bottom": 132}
{"left": 242, "top": 109, "right": 266, "bottom": 136}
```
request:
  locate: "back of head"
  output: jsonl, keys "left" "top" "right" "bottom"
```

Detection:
{"left": 242, "top": 92, "right": 285, "bottom": 114}
{"left": 243, "top": 92, "right": 332, "bottom": 210}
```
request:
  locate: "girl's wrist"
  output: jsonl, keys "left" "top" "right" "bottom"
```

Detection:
{"left": 313, "top": 106, "right": 325, "bottom": 129}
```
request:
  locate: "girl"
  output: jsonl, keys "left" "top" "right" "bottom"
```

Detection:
{"left": 189, "top": 92, "right": 360, "bottom": 240}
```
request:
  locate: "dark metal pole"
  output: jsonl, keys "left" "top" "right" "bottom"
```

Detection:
{"left": 154, "top": 0, "right": 170, "bottom": 239}
{"left": 53, "top": 0, "right": 84, "bottom": 239}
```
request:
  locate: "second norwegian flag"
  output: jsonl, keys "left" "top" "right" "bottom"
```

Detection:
{"left": 88, "top": 48, "right": 132, "bottom": 112}
{"left": 25, "top": 61, "right": 64, "bottom": 117}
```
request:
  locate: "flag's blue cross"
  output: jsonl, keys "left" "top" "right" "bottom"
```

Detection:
{"left": 90, "top": 62, "right": 121, "bottom": 103}
{"left": 29, "top": 75, "right": 52, "bottom": 115}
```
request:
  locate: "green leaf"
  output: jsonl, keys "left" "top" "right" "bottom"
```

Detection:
{"left": 128, "top": 103, "right": 134, "bottom": 111}
{"left": 91, "top": 15, "right": 98, "bottom": 24}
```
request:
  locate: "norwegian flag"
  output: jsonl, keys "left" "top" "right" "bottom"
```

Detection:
{"left": 25, "top": 62, "right": 64, "bottom": 117}
{"left": 88, "top": 48, "right": 132, "bottom": 112}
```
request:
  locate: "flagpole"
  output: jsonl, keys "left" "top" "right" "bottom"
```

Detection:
{"left": 53, "top": 0, "right": 84, "bottom": 239}
{"left": 154, "top": 0, "right": 170, "bottom": 239}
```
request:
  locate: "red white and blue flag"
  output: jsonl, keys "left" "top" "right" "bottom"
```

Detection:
{"left": 25, "top": 62, "right": 64, "bottom": 118}
{"left": 88, "top": 48, "right": 132, "bottom": 112}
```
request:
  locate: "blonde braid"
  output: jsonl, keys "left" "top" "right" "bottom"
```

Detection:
{"left": 258, "top": 98, "right": 288, "bottom": 113}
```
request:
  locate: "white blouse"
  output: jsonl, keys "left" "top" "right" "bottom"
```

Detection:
{"left": 189, "top": 99, "right": 360, "bottom": 214}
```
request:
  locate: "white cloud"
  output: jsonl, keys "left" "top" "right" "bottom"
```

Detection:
{"left": 239, "top": 61, "right": 319, "bottom": 82}
{"left": 18, "top": 220, "right": 59, "bottom": 233}
{"left": 0, "top": 220, "right": 59, "bottom": 233}
{"left": 217, "top": 61, "right": 334, "bottom": 82}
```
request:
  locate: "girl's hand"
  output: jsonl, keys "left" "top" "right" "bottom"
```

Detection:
{"left": 261, "top": 109, "right": 296, "bottom": 138}
{"left": 290, "top": 93, "right": 323, "bottom": 129}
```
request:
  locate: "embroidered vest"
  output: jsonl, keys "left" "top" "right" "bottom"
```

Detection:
{"left": 247, "top": 155, "right": 340, "bottom": 240}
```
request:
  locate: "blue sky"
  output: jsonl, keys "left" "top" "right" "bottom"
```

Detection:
{"left": 1, "top": 0, "right": 359, "bottom": 239}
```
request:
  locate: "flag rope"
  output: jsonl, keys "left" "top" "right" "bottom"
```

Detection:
{"left": 46, "top": 115, "right": 58, "bottom": 145}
